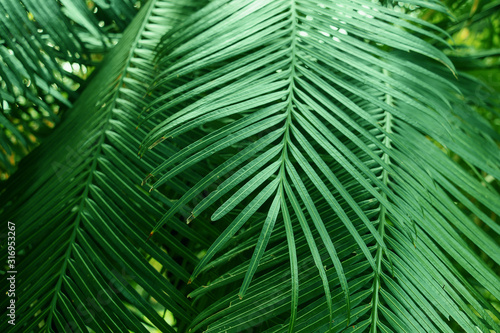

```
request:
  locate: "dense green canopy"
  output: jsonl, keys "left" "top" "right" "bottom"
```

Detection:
{"left": 1, "top": 0, "right": 499, "bottom": 332}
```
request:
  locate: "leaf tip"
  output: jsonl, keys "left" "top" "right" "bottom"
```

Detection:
{"left": 141, "top": 173, "right": 153, "bottom": 186}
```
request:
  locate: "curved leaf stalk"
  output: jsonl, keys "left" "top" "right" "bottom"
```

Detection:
{"left": 237, "top": 2, "right": 309, "bottom": 331}
{"left": 0, "top": 1, "right": 204, "bottom": 331}
{"left": 274, "top": 3, "right": 304, "bottom": 331}
{"left": 369, "top": 68, "right": 394, "bottom": 333}
{"left": 45, "top": 0, "right": 160, "bottom": 328}
{"left": 45, "top": 125, "right": 108, "bottom": 329}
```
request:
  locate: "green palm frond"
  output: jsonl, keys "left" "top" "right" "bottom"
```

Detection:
{"left": 0, "top": 0, "right": 143, "bottom": 174}
{"left": 138, "top": 0, "right": 500, "bottom": 331}
{"left": 0, "top": 1, "right": 208, "bottom": 332}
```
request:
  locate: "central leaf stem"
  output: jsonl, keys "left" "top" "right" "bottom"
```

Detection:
{"left": 370, "top": 68, "right": 394, "bottom": 333}
{"left": 280, "top": 0, "right": 298, "bottom": 167}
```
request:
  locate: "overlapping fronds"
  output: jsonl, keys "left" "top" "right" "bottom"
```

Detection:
{"left": 0, "top": 1, "right": 208, "bottom": 332}
{"left": 0, "top": 0, "right": 143, "bottom": 174}
{"left": 139, "top": 0, "right": 500, "bottom": 331}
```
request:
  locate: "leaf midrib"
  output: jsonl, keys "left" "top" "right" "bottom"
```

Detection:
{"left": 370, "top": 68, "right": 394, "bottom": 333}
{"left": 44, "top": 0, "right": 159, "bottom": 328}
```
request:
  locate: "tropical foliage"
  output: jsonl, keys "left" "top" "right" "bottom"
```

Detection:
{"left": 1, "top": 0, "right": 499, "bottom": 332}
{"left": 0, "top": 0, "right": 145, "bottom": 175}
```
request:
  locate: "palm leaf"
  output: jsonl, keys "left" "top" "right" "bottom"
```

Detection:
{"left": 0, "top": 1, "right": 207, "bottom": 332}
{"left": 0, "top": 0, "right": 143, "bottom": 174}
{"left": 139, "top": 0, "right": 500, "bottom": 331}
